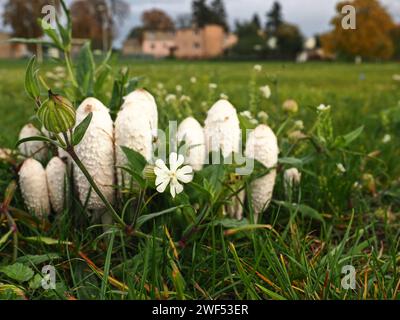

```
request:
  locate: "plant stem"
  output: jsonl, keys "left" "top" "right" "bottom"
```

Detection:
{"left": 64, "top": 50, "right": 78, "bottom": 88}
{"left": 67, "top": 147, "right": 125, "bottom": 228}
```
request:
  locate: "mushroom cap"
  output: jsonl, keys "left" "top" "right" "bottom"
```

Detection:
{"left": 18, "top": 124, "right": 47, "bottom": 161}
{"left": 122, "top": 89, "right": 158, "bottom": 133}
{"left": 245, "top": 125, "right": 279, "bottom": 220}
{"left": 74, "top": 98, "right": 115, "bottom": 210}
{"left": 19, "top": 158, "right": 50, "bottom": 218}
{"left": 204, "top": 99, "right": 241, "bottom": 158}
{"left": 46, "top": 157, "right": 67, "bottom": 214}
{"left": 115, "top": 101, "right": 154, "bottom": 186}
{"left": 177, "top": 117, "right": 206, "bottom": 171}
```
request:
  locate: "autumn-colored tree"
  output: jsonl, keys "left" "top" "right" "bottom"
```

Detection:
{"left": 2, "top": 0, "right": 60, "bottom": 51}
{"left": 141, "top": 9, "right": 175, "bottom": 31}
{"left": 321, "top": 0, "right": 396, "bottom": 60}
{"left": 70, "top": 0, "right": 128, "bottom": 50}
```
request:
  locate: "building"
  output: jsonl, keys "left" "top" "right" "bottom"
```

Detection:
{"left": 122, "top": 38, "right": 142, "bottom": 56}
{"left": 142, "top": 31, "right": 175, "bottom": 58}
{"left": 175, "top": 25, "right": 237, "bottom": 59}
{"left": 121, "top": 25, "right": 238, "bottom": 59}
{"left": 0, "top": 32, "right": 28, "bottom": 59}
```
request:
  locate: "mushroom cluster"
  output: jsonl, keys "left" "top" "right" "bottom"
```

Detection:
{"left": 17, "top": 89, "right": 279, "bottom": 222}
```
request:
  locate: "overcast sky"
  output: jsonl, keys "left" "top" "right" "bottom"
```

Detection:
{"left": 0, "top": 0, "right": 399, "bottom": 48}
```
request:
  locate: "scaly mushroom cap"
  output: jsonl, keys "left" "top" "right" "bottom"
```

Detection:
{"left": 19, "top": 158, "right": 50, "bottom": 218}
{"left": 122, "top": 89, "right": 158, "bottom": 133}
{"left": 46, "top": 157, "right": 67, "bottom": 214}
{"left": 245, "top": 125, "right": 279, "bottom": 221}
{"left": 204, "top": 99, "right": 241, "bottom": 158}
{"left": 74, "top": 98, "right": 115, "bottom": 210}
{"left": 177, "top": 117, "right": 206, "bottom": 171}
{"left": 18, "top": 124, "right": 47, "bottom": 161}
{"left": 115, "top": 101, "right": 153, "bottom": 186}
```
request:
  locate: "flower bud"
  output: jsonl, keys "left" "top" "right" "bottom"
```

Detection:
{"left": 282, "top": 99, "right": 299, "bottom": 113}
{"left": 143, "top": 164, "right": 156, "bottom": 184}
{"left": 37, "top": 91, "right": 76, "bottom": 134}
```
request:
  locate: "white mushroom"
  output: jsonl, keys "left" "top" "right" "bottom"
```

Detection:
{"left": 177, "top": 117, "right": 206, "bottom": 171}
{"left": 204, "top": 99, "right": 241, "bottom": 158}
{"left": 46, "top": 157, "right": 67, "bottom": 214}
{"left": 204, "top": 100, "right": 243, "bottom": 218}
{"left": 18, "top": 124, "right": 47, "bottom": 161}
{"left": 123, "top": 89, "right": 158, "bottom": 135}
{"left": 73, "top": 98, "right": 115, "bottom": 210}
{"left": 19, "top": 158, "right": 50, "bottom": 218}
{"left": 115, "top": 102, "right": 154, "bottom": 188}
{"left": 245, "top": 125, "right": 279, "bottom": 222}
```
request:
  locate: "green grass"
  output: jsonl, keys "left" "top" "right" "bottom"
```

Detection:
{"left": 0, "top": 59, "right": 399, "bottom": 300}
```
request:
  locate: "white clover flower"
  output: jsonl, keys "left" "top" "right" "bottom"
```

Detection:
{"left": 157, "top": 83, "right": 164, "bottom": 90}
{"left": 165, "top": 94, "right": 177, "bottom": 103}
{"left": 220, "top": 93, "right": 229, "bottom": 100}
{"left": 257, "top": 111, "right": 269, "bottom": 121}
{"left": 201, "top": 101, "right": 208, "bottom": 108}
{"left": 382, "top": 134, "right": 391, "bottom": 144}
{"left": 240, "top": 110, "right": 252, "bottom": 119}
{"left": 294, "top": 120, "right": 304, "bottom": 130}
{"left": 337, "top": 163, "right": 346, "bottom": 174}
{"left": 317, "top": 104, "right": 331, "bottom": 112}
{"left": 209, "top": 83, "right": 218, "bottom": 90}
{"left": 190, "top": 77, "right": 197, "bottom": 84}
{"left": 176, "top": 85, "right": 183, "bottom": 92}
{"left": 392, "top": 74, "right": 400, "bottom": 82}
{"left": 283, "top": 99, "right": 299, "bottom": 113}
{"left": 154, "top": 153, "right": 194, "bottom": 198}
{"left": 250, "top": 118, "right": 259, "bottom": 125}
{"left": 46, "top": 71, "right": 57, "bottom": 80}
{"left": 254, "top": 64, "right": 262, "bottom": 72}
{"left": 180, "top": 95, "right": 191, "bottom": 103}
{"left": 259, "top": 85, "right": 271, "bottom": 99}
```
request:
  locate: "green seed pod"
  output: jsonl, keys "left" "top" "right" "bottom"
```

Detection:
{"left": 37, "top": 91, "right": 76, "bottom": 134}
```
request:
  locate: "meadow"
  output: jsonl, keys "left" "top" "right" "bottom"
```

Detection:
{"left": 0, "top": 58, "right": 399, "bottom": 300}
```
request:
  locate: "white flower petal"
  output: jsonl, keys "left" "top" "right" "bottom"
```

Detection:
{"left": 169, "top": 152, "right": 178, "bottom": 171}
{"left": 156, "top": 179, "right": 170, "bottom": 193}
{"left": 176, "top": 166, "right": 193, "bottom": 184}
{"left": 155, "top": 159, "right": 169, "bottom": 171}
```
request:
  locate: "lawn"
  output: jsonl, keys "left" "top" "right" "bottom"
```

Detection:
{"left": 0, "top": 58, "right": 399, "bottom": 300}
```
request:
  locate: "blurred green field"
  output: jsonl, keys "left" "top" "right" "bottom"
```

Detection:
{"left": 1, "top": 59, "right": 399, "bottom": 175}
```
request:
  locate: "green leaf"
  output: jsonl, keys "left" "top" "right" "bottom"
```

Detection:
{"left": 136, "top": 205, "right": 188, "bottom": 229}
{"left": 38, "top": 18, "right": 63, "bottom": 50}
{"left": 333, "top": 126, "right": 364, "bottom": 148}
{"left": 25, "top": 56, "right": 40, "bottom": 101}
{"left": 16, "top": 136, "right": 55, "bottom": 148}
{"left": 29, "top": 274, "right": 44, "bottom": 290}
{"left": 0, "top": 263, "right": 34, "bottom": 283}
{"left": 9, "top": 38, "right": 53, "bottom": 46}
{"left": 72, "top": 112, "right": 93, "bottom": 146}
{"left": 0, "top": 229, "right": 13, "bottom": 248}
{"left": 121, "top": 146, "right": 148, "bottom": 173}
{"left": 279, "top": 157, "right": 303, "bottom": 166}
{"left": 274, "top": 201, "right": 325, "bottom": 224}
{"left": 17, "top": 254, "right": 61, "bottom": 265}
{"left": 76, "top": 42, "right": 95, "bottom": 96}
{"left": 256, "top": 284, "right": 286, "bottom": 300}
{"left": 24, "top": 236, "right": 72, "bottom": 246}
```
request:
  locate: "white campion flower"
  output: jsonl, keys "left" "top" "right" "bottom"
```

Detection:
{"left": 317, "top": 104, "right": 331, "bottom": 112}
{"left": 240, "top": 110, "right": 252, "bottom": 119}
{"left": 154, "top": 153, "right": 194, "bottom": 198}
{"left": 392, "top": 74, "right": 400, "bottom": 82}
{"left": 259, "top": 85, "right": 271, "bottom": 99}
{"left": 176, "top": 85, "right": 183, "bottom": 92}
{"left": 180, "top": 95, "right": 191, "bottom": 103}
{"left": 257, "top": 111, "right": 269, "bottom": 121}
{"left": 157, "top": 83, "right": 164, "bottom": 90}
{"left": 294, "top": 120, "right": 304, "bottom": 130}
{"left": 190, "top": 77, "right": 197, "bottom": 84}
{"left": 254, "top": 64, "right": 262, "bottom": 72}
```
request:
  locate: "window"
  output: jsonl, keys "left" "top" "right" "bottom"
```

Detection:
{"left": 194, "top": 42, "right": 200, "bottom": 49}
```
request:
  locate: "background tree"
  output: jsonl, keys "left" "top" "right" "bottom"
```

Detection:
{"left": 251, "top": 14, "right": 261, "bottom": 31}
{"left": 209, "top": 0, "right": 229, "bottom": 31}
{"left": 141, "top": 9, "right": 175, "bottom": 31}
{"left": 390, "top": 25, "right": 400, "bottom": 60}
{"left": 265, "top": 1, "right": 283, "bottom": 35}
{"left": 71, "top": 0, "right": 128, "bottom": 51}
{"left": 192, "top": 0, "right": 229, "bottom": 30}
{"left": 176, "top": 13, "right": 193, "bottom": 29}
{"left": 231, "top": 19, "right": 264, "bottom": 58}
{"left": 2, "top": 0, "right": 60, "bottom": 52}
{"left": 321, "top": 0, "right": 396, "bottom": 60}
